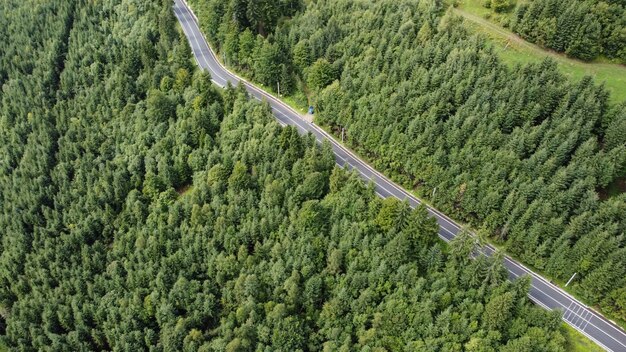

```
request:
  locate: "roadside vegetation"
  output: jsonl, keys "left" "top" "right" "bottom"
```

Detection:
{"left": 189, "top": 0, "right": 626, "bottom": 331}
{"left": 561, "top": 324, "right": 605, "bottom": 352}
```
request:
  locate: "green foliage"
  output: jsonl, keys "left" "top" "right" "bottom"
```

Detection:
{"left": 220, "top": 0, "right": 301, "bottom": 36}
{"left": 491, "top": 0, "right": 512, "bottom": 13}
{"left": 253, "top": 41, "right": 281, "bottom": 87}
{"left": 237, "top": 28, "right": 255, "bottom": 69}
{"left": 457, "top": 0, "right": 626, "bottom": 104}
{"left": 147, "top": 89, "right": 176, "bottom": 122}
{"left": 483, "top": 291, "right": 514, "bottom": 331}
{"left": 306, "top": 58, "right": 337, "bottom": 91}
{"left": 562, "top": 323, "right": 605, "bottom": 352}
{"left": 0, "top": 0, "right": 567, "bottom": 349}
{"left": 511, "top": 0, "right": 626, "bottom": 62}
{"left": 188, "top": 0, "right": 626, "bottom": 322}
{"left": 293, "top": 40, "right": 312, "bottom": 72}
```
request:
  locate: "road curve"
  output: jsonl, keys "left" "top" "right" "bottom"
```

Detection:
{"left": 172, "top": 1, "right": 626, "bottom": 350}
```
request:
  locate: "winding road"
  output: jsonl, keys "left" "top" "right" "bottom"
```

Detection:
{"left": 173, "top": 1, "right": 626, "bottom": 350}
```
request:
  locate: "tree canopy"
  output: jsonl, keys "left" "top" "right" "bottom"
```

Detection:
{"left": 0, "top": 0, "right": 569, "bottom": 349}
{"left": 188, "top": 0, "right": 626, "bottom": 323}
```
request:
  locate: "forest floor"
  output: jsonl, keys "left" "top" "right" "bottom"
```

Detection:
{"left": 599, "top": 176, "right": 626, "bottom": 200}
{"left": 453, "top": 1, "right": 626, "bottom": 104}
{"left": 176, "top": 184, "right": 193, "bottom": 196}
{"left": 607, "top": 177, "right": 626, "bottom": 197}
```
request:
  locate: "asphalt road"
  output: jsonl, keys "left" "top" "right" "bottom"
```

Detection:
{"left": 173, "top": 1, "right": 626, "bottom": 350}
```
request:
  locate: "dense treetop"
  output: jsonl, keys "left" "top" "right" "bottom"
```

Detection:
{"left": 0, "top": 0, "right": 568, "bottom": 350}
{"left": 190, "top": 0, "right": 626, "bottom": 323}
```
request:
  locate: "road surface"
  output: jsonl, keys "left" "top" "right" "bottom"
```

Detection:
{"left": 173, "top": 1, "right": 626, "bottom": 350}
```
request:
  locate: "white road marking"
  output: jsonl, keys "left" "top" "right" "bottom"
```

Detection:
{"left": 527, "top": 294, "right": 613, "bottom": 352}
{"left": 528, "top": 284, "right": 626, "bottom": 350}
{"left": 177, "top": 3, "right": 228, "bottom": 83}
{"left": 565, "top": 301, "right": 575, "bottom": 321}
{"left": 582, "top": 311, "right": 591, "bottom": 331}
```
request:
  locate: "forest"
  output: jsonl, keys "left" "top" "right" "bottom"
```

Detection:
{"left": 510, "top": 0, "right": 626, "bottom": 63}
{"left": 189, "top": 0, "right": 626, "bottom": 323}
{"left": 472, "top": 0, "right": 626, "bottom": 63}
{"left": 0, "top": 0, "right": 569, "bottom": 350}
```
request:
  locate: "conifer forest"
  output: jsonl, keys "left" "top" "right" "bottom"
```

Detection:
{"left": 0, "top": 0, "right": 625, "bottom": 350}
{"left": 190, "top": 0, "right": 626, "bottom": 325}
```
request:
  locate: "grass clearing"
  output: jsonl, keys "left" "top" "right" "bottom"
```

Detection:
{"left": 454, "top": 0, "right": 626, "bottom": 104}
{"left": 456, "top": 0, "right": 498, "bottom": 18}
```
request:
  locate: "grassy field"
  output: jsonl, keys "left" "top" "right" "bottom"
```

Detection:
{"left": 454, "top": 0, "right": 626, "bottom": 104}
